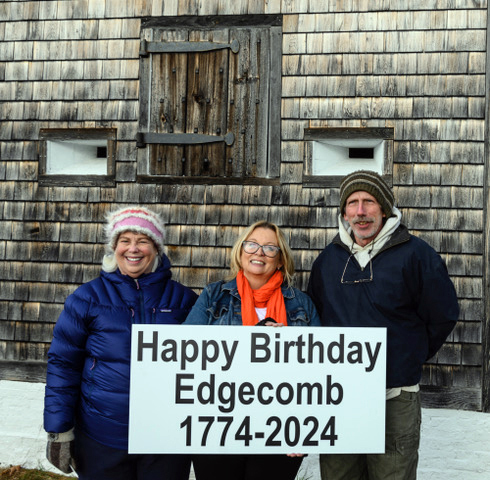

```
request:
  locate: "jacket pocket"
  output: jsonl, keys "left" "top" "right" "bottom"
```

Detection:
{"left": 389, "top": 432, "right": 420, "bottom": 456}
{"left": 206, "top": 302, "right": 233, "bottom": 324}
{"left": 287, "top": 308, "right": 310, "bottom": 326}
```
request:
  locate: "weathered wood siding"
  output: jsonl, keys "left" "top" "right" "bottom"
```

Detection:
{"left": 0, "top": 0, "right": 488, "bottom": 411}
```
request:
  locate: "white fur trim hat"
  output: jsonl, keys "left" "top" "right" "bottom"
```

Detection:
{"left": 104, "top": 206, "right": 165, "bottom": 253}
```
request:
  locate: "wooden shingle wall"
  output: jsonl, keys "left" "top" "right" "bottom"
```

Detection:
{"left": 0, "top": 0, "right": 488, "bottom": 411}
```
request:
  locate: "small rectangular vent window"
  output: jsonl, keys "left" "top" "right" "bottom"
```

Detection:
{"left": 97, "top": 146, "right": 108, "bottom": 158}
{"left": 303, "top": 127, "right": 394, "bottom": 187}
{"left": 349, "top": 148, "right": 374, "bottom": 159}
{"left": 46, "top": 139, "right": 108, "bottom": 175}
{"left": 38, "top": 128, "right": 116, "bottom": 186}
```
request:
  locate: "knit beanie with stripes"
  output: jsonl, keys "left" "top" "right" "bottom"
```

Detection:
{"left": 104, "top": 206, "right": 165, "bottom": 254}
{"left": 339, "top": 170, "right": 395, "bottom": 217}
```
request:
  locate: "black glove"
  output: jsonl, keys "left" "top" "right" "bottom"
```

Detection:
{"left": 256, "top": 317, "right": 277, "bottom": 326}
{"left": 46, "top": 429, "right": 76, "bottom": 474}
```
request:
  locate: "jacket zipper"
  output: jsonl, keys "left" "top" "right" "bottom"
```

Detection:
{"left": 133, "top": 278, "right": 146, "bottom": 323}
{"left": 87, "top": 358, "right": 97, "bottom": 399}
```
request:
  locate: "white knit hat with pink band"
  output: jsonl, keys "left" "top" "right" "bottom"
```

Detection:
{"left": 105, "top": 206, "right": 165, "bottom": 254}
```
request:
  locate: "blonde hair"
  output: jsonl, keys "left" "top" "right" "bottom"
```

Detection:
{"left": 228, "top": 221, "right": 295, "bottom": 288}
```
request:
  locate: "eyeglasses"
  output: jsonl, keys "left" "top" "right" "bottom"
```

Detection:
{"left": 242, "top": 241, "right": 281, "bottom": 258}
{"left": 341, "top": 253, "right": 373, "bottom": 284}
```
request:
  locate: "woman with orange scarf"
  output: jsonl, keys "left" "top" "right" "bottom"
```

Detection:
{"left": 184, "top": 220, "right": 320, "bottom": 480}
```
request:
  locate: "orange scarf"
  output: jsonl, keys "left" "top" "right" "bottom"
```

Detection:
{"left": 236, "top": 270, "right": 287, "bottom": 326}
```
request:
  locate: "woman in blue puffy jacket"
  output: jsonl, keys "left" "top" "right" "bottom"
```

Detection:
{"left": 43, "top": 206, "right": 197, "bottom": 480}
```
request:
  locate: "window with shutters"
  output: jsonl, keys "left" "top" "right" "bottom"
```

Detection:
{"left": 136, "top": 16, "right": 282, "bottom": 184}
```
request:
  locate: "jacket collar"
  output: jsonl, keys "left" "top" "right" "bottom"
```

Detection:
{"left": 221, "top": 277, "right": 296, "bottom": 299}
{"left": 101, "top": 254, "right": 172, "bottom": 287}
{"left": 337, "top": 207, "right": 403, "bottom": 268}
{"left": 333, "top": 223, "right": 411, "bottom": 256}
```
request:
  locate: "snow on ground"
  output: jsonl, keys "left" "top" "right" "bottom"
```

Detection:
{"left": 1, "top": 379, "right": 489, "bottom": 479}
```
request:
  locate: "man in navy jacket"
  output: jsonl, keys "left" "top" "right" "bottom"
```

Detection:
{"left": 307, "top": 170, "right": 459, "bottom": 480}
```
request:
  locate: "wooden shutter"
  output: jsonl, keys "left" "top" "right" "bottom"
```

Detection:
{"left": 138, "top": 22, "right": 280, "bottom": 180}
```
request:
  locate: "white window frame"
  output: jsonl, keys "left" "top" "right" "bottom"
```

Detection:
{"left": 38, "top": 128, "right": 116, "bottom": 186}
{"left": 303, "top": 127, "right": 394, "bottom": 187}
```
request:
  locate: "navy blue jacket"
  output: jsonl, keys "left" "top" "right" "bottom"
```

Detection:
{"left": 184, "top": 278, "right": 320, "bottom": 327}
{"left": 44, "top": 256, "right": 197, "bottom": 449}
{"left": 307, "top": 225, "right": 459, "bottom": 388}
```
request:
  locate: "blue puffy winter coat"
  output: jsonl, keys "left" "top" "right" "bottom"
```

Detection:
{"left": 44, "top": 255, "right": 197, "bottom": 449}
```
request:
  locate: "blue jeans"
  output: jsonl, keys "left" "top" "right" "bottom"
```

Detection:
{"left": 320, "top": 391, "right": 421, "bottom": 480}
{"left": 74, "top": 430, "right": 191, "bottom": 480}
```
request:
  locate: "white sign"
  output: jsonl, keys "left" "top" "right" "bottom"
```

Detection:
{"left": 129, "top": 325, "right": 386, "bottom": 454}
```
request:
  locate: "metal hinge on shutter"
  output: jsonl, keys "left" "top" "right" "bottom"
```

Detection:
{"left": 136, "top": 132, "right": 235, "bottom": 148}
{"left": 139, "top": 38, "right": 240, "bottom": 56}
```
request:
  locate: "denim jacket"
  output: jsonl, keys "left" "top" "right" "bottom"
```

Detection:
{"left": 184, "top": 278, "right": 320, "bottom": 327}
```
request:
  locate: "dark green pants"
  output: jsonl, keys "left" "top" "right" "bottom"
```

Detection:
{"left": 320, "top": 390, "right": 421, "bottom": 480}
